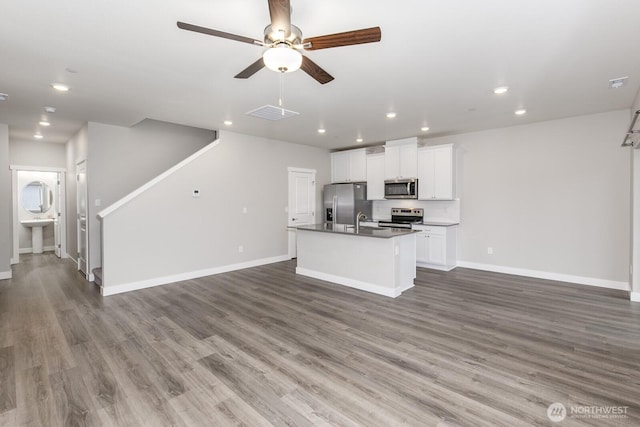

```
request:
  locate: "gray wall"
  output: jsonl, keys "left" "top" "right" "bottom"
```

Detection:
{"left": 0, "top": 124, "right": 10, "bottom": 277}
{"left": 87, "top": 119, "right": 215, "bottom": 274}
{"left": 101, "top": 130, "right": 330, "bottom": 290}
{"left": 10, "top": 139, "right": 66, "bottom": 168}
{"left": 426, "top": 109, "right": 630, "bottom": 285}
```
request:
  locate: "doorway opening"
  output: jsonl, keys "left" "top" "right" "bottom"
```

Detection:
{"left": 287, "top": 167, "right": 316, "bottom": 258}
{"left": 11, "top": 166, "right": 67, "bottom": 264}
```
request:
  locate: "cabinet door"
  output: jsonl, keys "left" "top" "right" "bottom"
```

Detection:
{"left": 384, "top": 146, "right": 401, "bottom": 179}
{"left": 416, "top": 232, "right": 429, "bottom": 263}
{"left": 399, "top": 144, "right": 417, "bottom": 177}
{"left": 366, "top": 153, "right": 385, "bottom": 200}
{"left": 417, "top": 148, "right": 435, "bottom": 199}
{"left": 433, "top": 146, "right": 453, "bottom": 199}
{"left": 427, "top": 234, "right": 446, "bottom": 265}
{"left": 349, "top": 149, "right": 367, "bottom": 182}
{"left": 331, "top": 152, "right": 350, "bottom": 183}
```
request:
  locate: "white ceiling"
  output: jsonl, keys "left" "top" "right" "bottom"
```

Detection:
{"left": 1, "top": 0, "right": 639, "bottom": 150}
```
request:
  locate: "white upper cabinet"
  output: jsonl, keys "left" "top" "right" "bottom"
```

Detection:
{"left": 331, "top": 149, "right": 367, "bottom": 183}
{"left": 384, "top": 138, "right": 418, "bottom": 180}
{"left": 418, "top": 144, "right": 454, "bottom": 200}
{"left": 366, "top": 153, "right": 385, "bottom": 200}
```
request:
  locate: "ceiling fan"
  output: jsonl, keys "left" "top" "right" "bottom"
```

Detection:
{"left": 177, "top": 0, "right": 382, "bottom": 84}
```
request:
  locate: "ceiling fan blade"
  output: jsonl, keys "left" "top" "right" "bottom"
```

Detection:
{"left": 268, "top": 0, "right": 291, "bottom": 37}
{"left": 177, "top": 21, "right": 261, "bottom": 46}
{"left": 304, "top": 27, "right": 382, "bottom": 51}
{"left": 234, "top": 58, "right": 265, "bottom": 79}
{"left": 301, "top": 56, "right": 334, "bottom": 85}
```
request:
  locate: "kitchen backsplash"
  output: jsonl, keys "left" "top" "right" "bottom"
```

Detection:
{"left": 372, "top": 199, "right": 460, "bottom": 222}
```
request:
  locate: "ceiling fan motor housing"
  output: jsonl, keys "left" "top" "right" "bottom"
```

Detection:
{"left": 264, "top": 24, "right": 303, "bottom": 47}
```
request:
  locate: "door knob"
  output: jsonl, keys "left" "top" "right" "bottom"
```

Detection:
{"left": 292, "top": 218, "right": 297, "bottom": 221}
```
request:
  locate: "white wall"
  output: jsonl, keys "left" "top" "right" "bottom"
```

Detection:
{"left": 100, "top": 131, "right": 330, "bottom": 294}
{"left": 0, "top": 124, "right": 10, "bottom": 279}
{"left": 631, "top": 91, "right": 640, "bottom": 300}
{"left": 10, "top": 140, "right": 66, "bottom": 168}
{"left": 87, "top": 119, "right": 215, "bottom": 275}
{"left": 424, "top": 110, "right": 630, "bottom": 288}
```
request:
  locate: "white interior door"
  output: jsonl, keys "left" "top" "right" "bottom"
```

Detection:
{"left": 77, "top": 161, "right": 88, "bottom": 277}
{"left": 54, "top": 172, "right": 61, "bottom": 257}
{"left": 288, "top": 168, "right": 316, "bottom": 258}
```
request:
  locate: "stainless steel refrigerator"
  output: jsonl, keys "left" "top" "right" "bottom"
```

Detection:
{"left": 323, "top": 183, "right": 373, "bottom": 225}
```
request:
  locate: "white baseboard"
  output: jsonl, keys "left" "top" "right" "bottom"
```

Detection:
{"left": 295, "top": 267, "right": 413, "bottom": 298}
{"left": 101, "top": 255, "right": 290, "bottom": 296}
{"left": 66, "top": 254, "right": 78, "bottom": 265}
{"left": 0, "top": 271, "right": 12, "bottom": 280}
{"left": 631, "top": 292, "right": 640, "bottom": 302}
{"left": 417, "top": 262, "right": 456, "bottom": 272}
{"left": 19, "top": 246, "right": 56, "bottom": 254}
{"left": 456, "top": 260, "right": 629, "bottom": 291}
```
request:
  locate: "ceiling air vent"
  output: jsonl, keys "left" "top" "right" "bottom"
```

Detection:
{"left": 246, "top": 105, "right": 299, "bottom": 121}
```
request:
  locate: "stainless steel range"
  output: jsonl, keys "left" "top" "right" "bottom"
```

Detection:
{"left": 377, "top": 208, "right": 424, "bottom": 229}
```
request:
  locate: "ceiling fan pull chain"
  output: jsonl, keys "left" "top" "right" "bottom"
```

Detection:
{"left": 279, "top": 71, "right": 285, "bottom": 115}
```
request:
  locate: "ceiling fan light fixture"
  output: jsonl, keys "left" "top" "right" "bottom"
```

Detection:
{"left": 263, "top": 44, "right": 302, "bottom": 73}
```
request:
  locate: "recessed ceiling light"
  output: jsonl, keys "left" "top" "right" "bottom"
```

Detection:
{"left": 515, "top": 109, "right": 527, "bottom": 115}
{"left": 386, "top": 112, "right": 397, "bottom": 119}
{"left": 0, "top": 93, "right": 8, "bottom": 101}
{"left": 356, "top": 138, "right": 363, "bottom": 143}
{"left": 493, "top": 86, "right": 509, "bottom": 94}
{"left": 223, "top": 120, "right": 232, "bottom": 126}
{"left": 421, "top": 126, "right": 430, "bottom": 132}
{"left": 39, "top": 120, "right": 51, "bottom": 127}
{"left": 51, "top": 83, "right": 70, "bottom": 92}
{"left": 44, "top": 106, "right": 56, "bottom": 113}
{"left": 34, "top": 133, "right": 43, "bottom": 140}
{"left": 317, "top": 128, "right": 326, "bottom": 134}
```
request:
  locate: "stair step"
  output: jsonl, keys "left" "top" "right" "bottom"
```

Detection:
{"left": 92, "top": 267, "right": 103, "bottom": 286}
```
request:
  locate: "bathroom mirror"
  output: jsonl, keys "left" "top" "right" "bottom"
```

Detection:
{"left": 22, "top": 181, "right": 53, "bottom": 214}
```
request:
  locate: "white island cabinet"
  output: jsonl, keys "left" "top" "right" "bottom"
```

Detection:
{"left": 296, "top": 224, "right": 416, "bottom": 297}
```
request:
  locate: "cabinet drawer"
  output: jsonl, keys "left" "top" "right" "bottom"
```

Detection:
{"left": 413, "top": 225, "right": 446, "bottom": 235}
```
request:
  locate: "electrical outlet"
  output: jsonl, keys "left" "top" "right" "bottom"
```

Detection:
{"left": 238, "top": 245, "right": 243, "bottom": 253}
{"left": 487, "top": 247, "right": 493, "bottom": 255}
{"left": 95, "top": 199, "right": 101, "bottom": 207}
{"left": 192, "top": 189, "right": 200, "bottom": 198}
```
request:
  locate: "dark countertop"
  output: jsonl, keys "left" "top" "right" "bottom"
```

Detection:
{"left": 297, "top": 224, "right": 417, "bottom": 239}
{"left": 366, "top": 219, "right": 459, "bottom": 227}
{"left": 419, "top": 221, "right": 460, "bottom": 227}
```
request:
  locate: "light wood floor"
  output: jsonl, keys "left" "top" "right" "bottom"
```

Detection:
{"left": 1, "top": 254, "right": 639, "bottom": 426}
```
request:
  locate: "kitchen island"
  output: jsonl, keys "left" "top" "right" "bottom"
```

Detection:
{"left": 296, "top": 224, "right": 417, "bottom": 298}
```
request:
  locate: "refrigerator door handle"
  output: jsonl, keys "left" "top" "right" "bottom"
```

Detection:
{"left": 333, "top": 195, "right": 337, "bottom": 225}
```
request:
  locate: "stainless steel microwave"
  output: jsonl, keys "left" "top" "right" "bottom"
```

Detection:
{"left": 384, "top": 179, "right": 418, "bottom": 199}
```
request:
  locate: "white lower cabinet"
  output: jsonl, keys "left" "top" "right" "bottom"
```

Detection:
{"left": 413, "top": 225, "right": 457, "bottom": 271}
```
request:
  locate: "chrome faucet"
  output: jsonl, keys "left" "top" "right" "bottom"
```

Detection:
{"left": 355, "top": 212, "right": 367, "bottom": 233}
